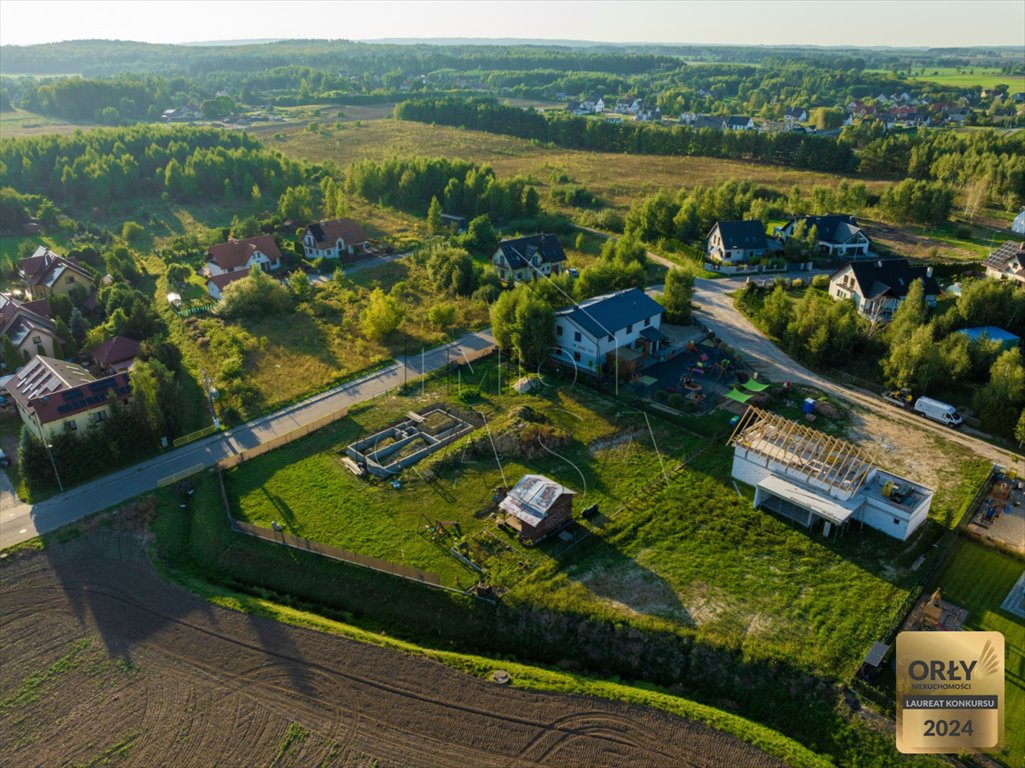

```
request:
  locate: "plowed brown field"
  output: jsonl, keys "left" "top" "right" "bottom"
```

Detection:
{"left": 0, "top": 524, "right": 788, "bottom": 768}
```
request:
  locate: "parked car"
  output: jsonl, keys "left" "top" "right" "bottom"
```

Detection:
{"left": 913, "top": 396, "right": 963, "bottom": 428}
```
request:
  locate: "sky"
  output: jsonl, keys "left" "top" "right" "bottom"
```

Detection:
{"left": 0, "top": 0, "right": 1023, "bottom": 48}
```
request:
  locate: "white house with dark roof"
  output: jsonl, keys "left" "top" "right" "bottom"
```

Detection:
{"left": 725, "top": 115, "right": 755, "bottom": 131}
{"left": 552, "top": 287, "right": 667, "bottom": 376}
{"left": 492, "top": 234, "right": 567, "bottom": 284}
{"left": 777, "top": 214, "right": 870, "bottom": 257}
{"left": 301, "top": 218, "right": 369, "bottom": 261}
{"left": 983, "top": 241, "right": 1025, "bottom": 284}
{"left": 706, "top": 221, "right": 769, "bottom": 264}
{"left": 1012, "top": 210, "right": 1025, "bottom": 236}
{"left": 206, "top": 268, "right": 251, "bottom": 300}
{"left": 829, "top": 259, "right": 940, "bottom": 320}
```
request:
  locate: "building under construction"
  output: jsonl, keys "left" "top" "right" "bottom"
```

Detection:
{"left": 728, "top": 407, "right": 933, "bottom": 540}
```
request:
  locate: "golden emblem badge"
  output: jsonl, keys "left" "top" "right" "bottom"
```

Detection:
{"left": 896, "top": 631, "right": 1004, "bottom": 753}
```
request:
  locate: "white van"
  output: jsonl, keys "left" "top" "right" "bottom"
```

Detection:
{"left": 913, "top": 396, "right": 963, "bottom": 427}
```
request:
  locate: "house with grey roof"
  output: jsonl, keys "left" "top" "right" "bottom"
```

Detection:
{"left": 828, "top": 259, "right": 940, "bottom": 320}
{"left": 706, "top": 221, "right": 769, "bottom": 264}
{"left": 777, "top": 214, "right": 870, "bottom": 258}
{"left": 552, "top": 288, "right": 667, "bottom": 377}
{"left": 725, "top": 115, "right": 755, "bottom": 131}
{"left": 492, "top": 234, "right": 567, "bottom": 284}
{"left": 983, "top": 241, "right": 1025, "bottom": 285}
{"left": 499, "top": 474, "right": 575, "bottom": 543}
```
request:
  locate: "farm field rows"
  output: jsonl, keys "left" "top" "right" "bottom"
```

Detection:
{"left": 0, "top": 518, "right": 793, "bottom": 768}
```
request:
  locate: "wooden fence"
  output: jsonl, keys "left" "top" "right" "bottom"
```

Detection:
{"left": 156, "top": 463, "right": 206, "bottom": 488}
{"left": 217, "top": 407, "right": 349, "bottom": 469}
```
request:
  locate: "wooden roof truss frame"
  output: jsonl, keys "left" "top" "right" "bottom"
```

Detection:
{"left": 728, "top": 406, "right": 872, "bottom": 496}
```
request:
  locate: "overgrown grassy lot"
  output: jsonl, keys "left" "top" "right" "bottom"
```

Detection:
{"left": 251, "top": 118, "right": 890, "bottom": 216}
{"left": 935, "top": 540, "right": 1025, "bottom": 767}
{"left": 227, "top": 355, "right": 705, "bottom": 586}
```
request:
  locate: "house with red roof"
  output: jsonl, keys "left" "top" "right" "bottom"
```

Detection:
{"left": 205, "top": 235, "right": 282, "bottom": 277}
{"left": 3, "top": 355, "right": 131, "bottom": 440}
{"left": 19, "top": 246, "right": 93, "bottom": 301}
{"left": 90, "top": 336, "right": 141, "bottom": 373}
{"left": 206, "top": 268, "right": 251, "bottom": 300}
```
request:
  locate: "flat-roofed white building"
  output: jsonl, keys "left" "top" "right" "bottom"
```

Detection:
{"left": 729, "top": 407, "right": 933, "bottom": 540}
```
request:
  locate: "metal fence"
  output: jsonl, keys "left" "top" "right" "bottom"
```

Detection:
{"left": 173, "top": 424, "right": 219, "bottom": 448}
{"left": 217, "top": 407, "right": 349, "bottom": 469}
{"left": 156, "top": 463, "right": 206, "bottom": 488}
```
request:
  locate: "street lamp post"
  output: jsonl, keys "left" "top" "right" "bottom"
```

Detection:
{"left": 44, "top": 441, "right": 64, "bottom": 493}
{"left": 32, "top": 410, "right": 64, "bottom": 493}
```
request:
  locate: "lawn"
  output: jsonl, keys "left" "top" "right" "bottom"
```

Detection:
{"left": 934, "top": 540, "right": 1025, "bottom": 767}
{"left": 862, "top": 216, "right": 1021, "bottom": 262}
{"left": 226, "top": 354, "right": 704, "bottom": 587}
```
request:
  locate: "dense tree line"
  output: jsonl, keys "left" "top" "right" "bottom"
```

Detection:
{"left": 395, "top": 97, "right": 857, "bottom": 172}
{"left": 0, "top": 125, "right": 306, "bottom": 207}
{"left": 344, "top": 155, "right": 540, "bottom": 223}
{"left": 850, "top": 128, "right": 1025, "bottom": 208}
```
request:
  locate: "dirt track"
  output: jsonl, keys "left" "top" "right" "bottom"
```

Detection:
{"left": 0, "top": 524, "right": 787, "bottom": 768}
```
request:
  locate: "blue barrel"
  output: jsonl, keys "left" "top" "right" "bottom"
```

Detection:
{"left": 802, "top": 398, "right": 816, "bottom": 415}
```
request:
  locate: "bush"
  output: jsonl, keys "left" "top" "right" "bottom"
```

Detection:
{"left": 790, "top": 278, "right": 805, "bottom": 289}
{"left": 811, "top": 274, "right": 830, "bottom": 290}
{"left": 121, "top": 220, "right": 144, "bottom": 242}
{"left": 653, "top": 389, "right": 668, "bottom": 402}
{"left": 214, "top": 267, "right": 293, "bottom": 320}
{"left": 955, "top": 226, "right": 972, "bottom": 239}
{"left": 667, "top": 392, "right": 685, "bottom": 409}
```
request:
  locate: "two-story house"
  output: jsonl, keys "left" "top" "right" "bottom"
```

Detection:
{"left": 19, "top": 247, "right": 93, "bottom": 301}
{"left": 0, "top": 293, "right": 60, "bottom": 367}
{"left": 301, "top": 219, "right": 369, "bottom": 261}
{"left": 776, "top": 214, "right": 871, "bottom": 258}
{"left": 492, "top": 234, "right": 567, "bottom": 284}
{"left": 725, "top": 115, "right": 755, "bottom": 131}
{"left": 828, "top": 259, "right": 940, "bottom": 320}
{"left": 205, "top": 235, "right": 282, "bottom": 277}
{"left": 4, "top": 355, "right": 131, "bottom": 440}
{"left": 552, "top": 288, "right": 667, "bottom": 377}
{"left": 706, "top": 221, "right": 769, "bottom": 264}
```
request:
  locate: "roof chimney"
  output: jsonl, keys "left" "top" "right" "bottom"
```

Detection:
{"left": 876, "top": 260, "right": 883, "bottom": 268}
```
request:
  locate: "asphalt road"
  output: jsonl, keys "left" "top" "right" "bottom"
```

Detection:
{"left": 0, "top": 329, "right": 496, "bottom": 549}
{"left": 3, "top": 266, "right": 1021, "bottom": 549}
{"left": 692, "top": 275, "right": 1025, "bottom": 470}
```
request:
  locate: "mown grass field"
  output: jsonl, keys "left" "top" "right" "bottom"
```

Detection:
{"left": 907, "top": 67, "right": 1025, "bottom": 93}
{"left": 935, "top": 540, "right": 1025, "bottom": 767}
{"left": 227, "top": 355, "right": 706, "bottom": 587}
{"left": 251, "top": 118, "right": 891, "bottom": 215}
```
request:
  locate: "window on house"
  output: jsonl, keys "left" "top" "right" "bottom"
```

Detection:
{"left": 626, "top": 324, "right": 633, "bottom": 334}
{"left": 32, "top": 336, "right": 41, "bottom": 344}
{"left": 607, "top": 334, "right": 614, "bottom": 342}
{"left": 68, "top": 276, "right": 75, "bottom": 282}
{"left": 573, "top": 331, "right": 581, "bottom": 342}
{"left": 644, "top": 317, "right": 651, "bottom": 327}
{"left": 64, "top": 419, "right": 77, "bottom": 432}
{"left": 90, "top": 411, "right": 107, "bottom": 424}
{"left": 556, "top": 325, "right": 563, "bottom": 337}
{"left": 573, "top": 351, "right": 581, "bottom": 361}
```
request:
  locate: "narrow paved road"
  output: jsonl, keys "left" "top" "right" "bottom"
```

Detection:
{"left": 693, "top": 275, "right": 1025, "bottom": 470}
{"left": 0, "top": 330, "right": 495, "bottom": 549}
